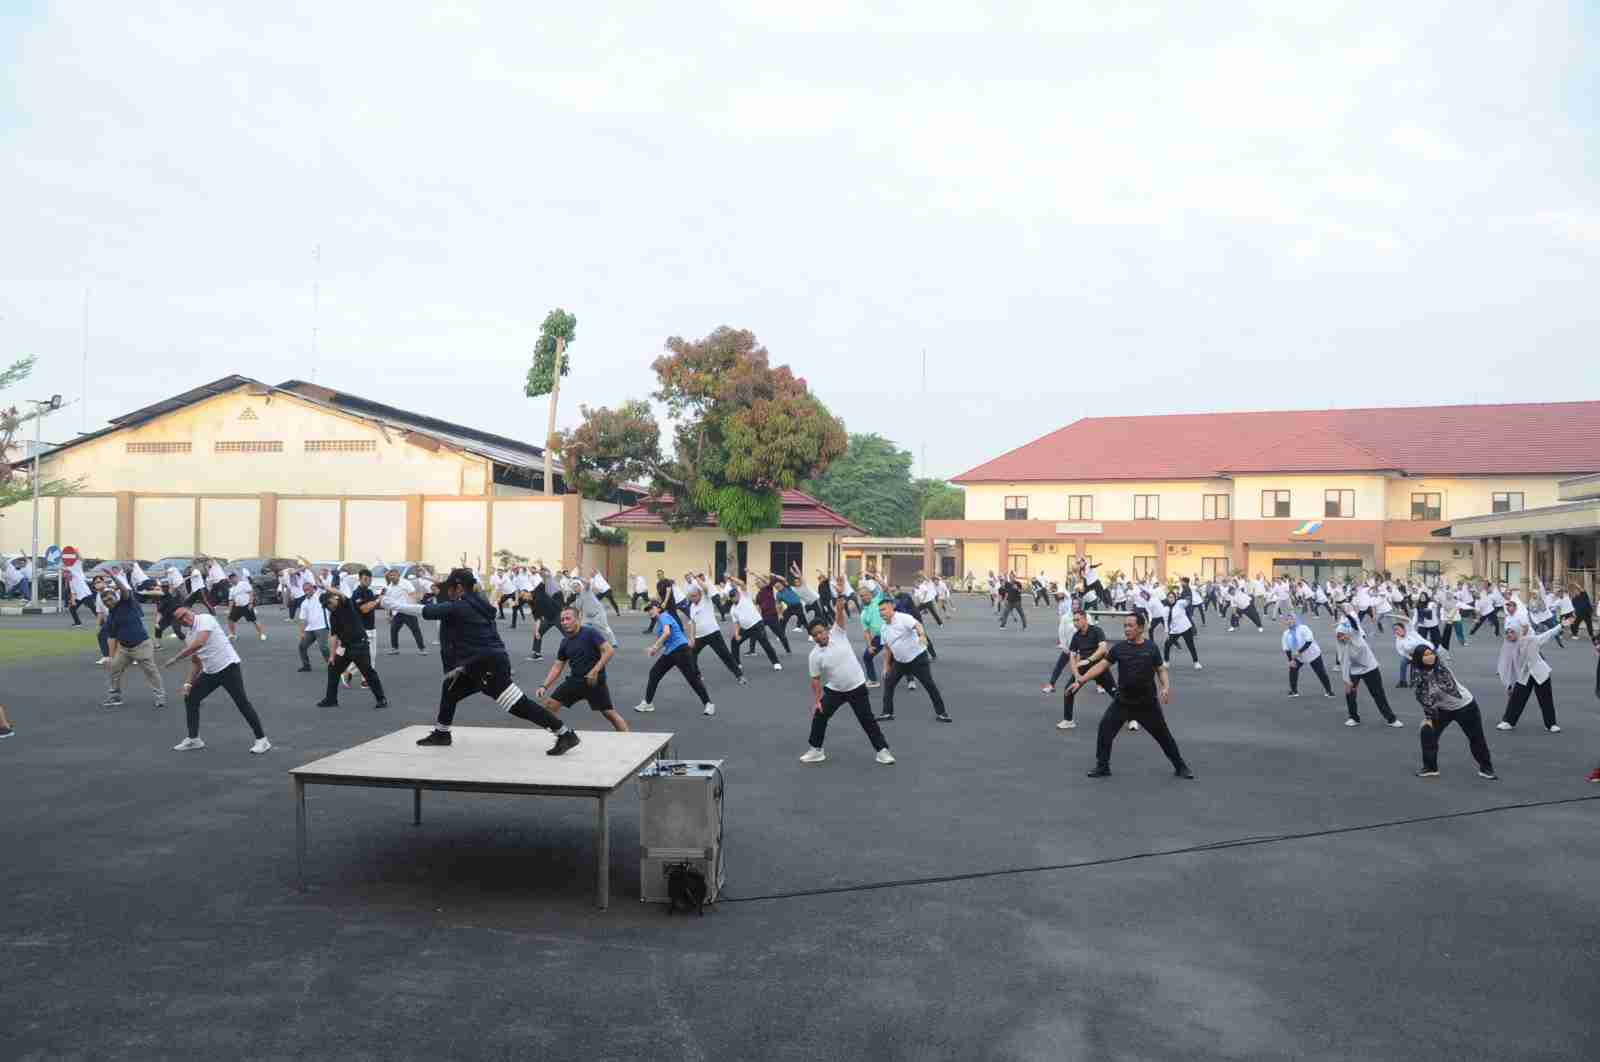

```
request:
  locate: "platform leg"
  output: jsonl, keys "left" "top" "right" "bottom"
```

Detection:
{"left": 596, "top": 792, "right": 610, "bottom": 910}
{"left": 413, "top": 787, "right": 422, "bottom": 826}
{"left": 295, "top": 778, "right": 307, "bottom": 891}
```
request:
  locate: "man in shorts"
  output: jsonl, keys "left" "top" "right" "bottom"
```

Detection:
{"left": 533, "top": 606, "right": 630, "bottom": 733}
{"left": 225, "top": 572, "right": 267, "bottom": 641}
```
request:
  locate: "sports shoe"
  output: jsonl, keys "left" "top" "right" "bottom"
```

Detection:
{"left": 416, "top": 729, "right": 452, "bottom": 746}
{"left": 875, "top": 748, "right": 896, "bottom": 765}
{"left": 1344, "top": 718, "right": 1360, "bottom": 727}
{"left": 259, "top": 633, "right": 267, "bottom": 641}
{"left": 773, "top": 663, "right": 783, "bottom": 672}
{"left": 373, "top": 700, "right": 390, "bottom": 710}
{"left": 1547, "top": 725, "right": 1562, "bottom": 733}
{"left": 737, "top": 675, "right": 749, "bottom": 686}
{"left": 228, "top": 634, "right": 237, "bottom": 642}
{"left": 250, "top": 738, "right": 272, "bottom": 755}
{"left": 935, "top": 713, "right": 953, "bottom": 723}
{"left": 633, "top": 702, "right": 655, "bottom": 713}
{"left": 0, "top": 725, "right": 12, "bottom": 739}
{"left": 1086, "top": 765, "right": 1111, "bottom": 778}
{"left": 1287, "top": 692, "right": 1300, "bottom": 698}
{"left": 417, "top": 648, "right": 429, "bottom": 655}
{"left": 1587, "top": 767, "right": 1600, "bottom": 783}
{"left": 341, "top": 671, "right": 353, "bottom": 689}
{"left": 93, "top": 657, "right": 108, "bottom": 665}
{"left": 1127, "top": 721, "right": 1141, "bottom": 731}
{"left": 876, "top": 711, "right": 894, "bottom": 721}
{"left": 102, "top": 695, "right": 124, "bottom": 708}
{"left": 1416, "top": 768, "right": 1440, "bottom": 778}
{"left": 173, "top": 737, "right": 205, "bottom": 751}
{"left": 526, "top": 653, "right": 542, "bottom": 661}
{"left": 1324, "top": 692, "right": 1336, "bottom": 698}
{"left": 296, "top": 665, "right": 311, "bottom": 673}
{"left": 546, "top": 730, "right": 580, "bottom": 756}
{"left": 866, "top": 681, "right": 880, "bottom": 689}
{"left": 1174, "top": 765, "right": 1196, "bottom": 780}
{"left": 907, "top": 679, "right": 918, "bottom": 690}
{"left": 1387, "top": 719, "right": 1405, "bottom": 728}
{"left": 387, "top": 648, "right": 401, "bottom": 655}
{"left": 1041, "top": 684, "right": 1055, "bottom": 694}
{"left": 152, "top": 699, "right": 165, "bottom": 710}
{"left": 1496, "top": 721, "right": 1513, "bottom": 731}
{"left": 799, "top": 747, "right": 827, "bottom": 765}
{"left": 703, "top": 703, "right": 716, "bottom": 717}
{"left": 1056, "top": 719, "right": 1077, "bottom": 730}
{"left": 1477, "top": 768, "right": 1499, "bottom": 780}
{"left": 315, "top": 699, "right": 338, "bottom": 708}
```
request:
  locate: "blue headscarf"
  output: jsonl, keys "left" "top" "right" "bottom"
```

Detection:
{"left": 1287, "top": 612, "right": 1303, "bottom": 652}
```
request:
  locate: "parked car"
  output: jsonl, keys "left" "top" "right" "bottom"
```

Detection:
{"left": 369, "top": 562, "right": 436, "bottom": 585}
{"left": 227, "top": 557, "right": 300, "bottom": 603}
{"left": 85, "top": 560, "right": 158, "bottom": 590}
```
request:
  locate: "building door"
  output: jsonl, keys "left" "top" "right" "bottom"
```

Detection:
{"left": 1271, "top": 558, "right": 1361, "bottom": 583}
{"left": 714, "top": 540, "right": 749, "bottom": 581}
{"left": 1008, "top": 554, "right": 1029, "bottom": 577}
{"left": 769, "top": 541, "right": 803, "bottom": 579}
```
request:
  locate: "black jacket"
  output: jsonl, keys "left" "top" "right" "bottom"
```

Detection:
{"left": 421, "top": 593, "right": 505, "bottom": 669}
{"left": 322, "top": 595, "right": 369, "bottom": 647}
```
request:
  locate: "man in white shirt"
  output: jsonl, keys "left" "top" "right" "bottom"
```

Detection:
{"left": 380, "top": 569, "right": 426, "bottom": 654}
{"left": 590, "top": 568, "right": 619, "bottom": 614}
{"left": 296, "top": 590, "right": 331, "bottom": 671}
{"left": 876, "top": 597, "right": 951, "bottom": 722}
{"left": 686, "top": 585, "right": 746, "bottom": 684}
{"left": 66, "top": 562, "right": 94, "bottom": 627}
{"left": 801, "top": 587, "right": 894, "bottom": 765}
{"left": 629, "top": 573, "right": 649, "bottom": 611}
{"left": 225, "top": 572, "right": 266, "bottom": 641}
{"left": 163, "top": 606, "right": 271, "bottom": 754}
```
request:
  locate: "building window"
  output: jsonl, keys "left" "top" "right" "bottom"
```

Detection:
{"left": 1499, "top": 561, "right": 1522, "bottom": 584}
{"left": 1133, "top": 495, "right": 1159, "bottom": 520}
{"left": 305, "top": 439, "right": 377, "bottom": 453}
{"left": 1202, "top": 494, "right": 1230, "bottom": 520}
{"left": 1132, "top": 556, "right": 1158, "bottom": 580}
{"left": 1066, "top": 495, "right": 1093, "bottom": 520}
{"left": 1491, "top": 492, "right": 1524, "bottom": 514}
{"left": 1201, "top": 557, "right": 1229, "bottom": 580}
{"left": 214, "top": 440, "right": 284, "bottom": 453}
{"left": 769, "top": 541, "right": 803, "bottom": 575}
{"left": 645, "top": 540, "right": 665, "bottom": 553}
{"left": 1324, "top": 489, "right": 1354, "bottom": 518}
{"left": 1003, "top": 495, "right": 1029, "bottom": 520}
{"left": 1260, "top": 490, "right": 1291, "bottom": 518}
{"left": 1411, "top": 493, "right": 1442, "bottom": 521}
{"left": 939, "top": 556, "right": 956, "bottom": 577}
{"left": 125, "top": 442, "right": 191, "bottom": 454}
{"left": 1408, "top": 560, "right": 1441, "bottom": 579}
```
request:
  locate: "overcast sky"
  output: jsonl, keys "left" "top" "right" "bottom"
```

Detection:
{"left": 3, "top": 1, "right": 1596, "bottom": 479}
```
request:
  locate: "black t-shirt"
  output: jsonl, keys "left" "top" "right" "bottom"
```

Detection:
{"left": 1003, "top": 582, "right": 1022, "bottom": 604}
{"left": 1108, "top": 638, "right": 1164, "bottom": 704}
{"left": 1067, "top": 625, "right": 1106, "bottom": 658}
{"left": 559, "top": 626, "right": 610, "bottom": 686}
{"left": 350, "top": 585, "right": 378, "bottom": 630}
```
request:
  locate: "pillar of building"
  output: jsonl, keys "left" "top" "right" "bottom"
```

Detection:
{"left": 258, "top": 493, "right": 278, "bottom": 556}
{"left": 1155, "top": 537, "right": 1168, "bottom": 583}
{"left": 405, "top": 495, "right": 423, "bottom": 561}
{"left": 116, "top": 492, "right": 135, "bottom": 559}
{"left": 1521, "top": 534, "right": 1534, "bottom": 590}
{"left": 997, "top": 537, "right": 1010, "bottom": 576}
{"left": 1552, "top": 533, "right": 1568, "bottom": 586}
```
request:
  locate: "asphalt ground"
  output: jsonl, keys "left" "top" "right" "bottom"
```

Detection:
{"left": 4, "top": 598, "right": 1599, "bottom": 1061}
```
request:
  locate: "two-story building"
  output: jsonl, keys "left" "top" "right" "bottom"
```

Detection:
{"left": 923, "top": 402, "right": 1600, "bottom": 590}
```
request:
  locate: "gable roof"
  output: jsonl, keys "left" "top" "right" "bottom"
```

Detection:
{"left": 600, "top": 489, "right": 864, "bottom": 533}
{"left": 953, "top": 401, "right": 1600, "bottom": 483}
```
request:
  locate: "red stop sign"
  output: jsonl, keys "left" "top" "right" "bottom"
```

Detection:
{"left": 62, "top": 546, "right": 80, "bottom": 567}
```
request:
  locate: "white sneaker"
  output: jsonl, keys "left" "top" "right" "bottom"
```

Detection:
{"left": 875, "top": 748, "right": 896, "bottom": 765}
{"left": 633, "top": 702, "right": 654, "bottom": 713}
{"left": 173, "top": 737, "right": 206, "bottom": 751}
{"left": 1387, "top": 719, "right": 1405, "bottom": 728}
{"left": 703, "top": 703, "right": 716, "bottom": 717}
{"left": 1056, "top": 719, "right": 1077, "bottom": 730}
{"left": 93, "top": 657, "right": 108, "bottom": 665}
{"left": 1547, "top": 724, "right": 1561, "bottom": 733}
{"left": 773, "top": 662, "right": 783, "bottom": 672}
{"left": 259, "top": 633, "right": 267, "bottom": 641}
{"left": 1193, "top": 662, "right": 1203, "bottom": 671}
{"left": 1496, "top": 721, "right": 1513, "bottom": 731}
{"left": 865, "top": 681, "right": 880, "bottom": 689}
{"left": 800, "top": 747, "right": 826, "bottom": 764}
{"left": 1041, "top": 685, "right": 1055, "bottom": 694}
{"left": 1344, "top": 718, "right": 1360, "bottom": 727}
{"left": 1127, "top": 721, "right": 1141, "bottom": 731}
{"left": 250, "top": 737, "right": 273, "bottom": 754}
{"left": 228, "top": 634, "right": 237, "bottom": 642}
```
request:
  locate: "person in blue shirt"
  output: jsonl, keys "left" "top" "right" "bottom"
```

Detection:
{"left": 633, "top": 600, "right": 715, "bottom": 717}
{"left": 101, "top": 583, "right": 165, "bottom": 710}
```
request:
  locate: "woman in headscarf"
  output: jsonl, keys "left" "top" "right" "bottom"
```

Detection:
{"left": 1495, "top": 602, "right": 1563, "bottom": 732}
{"left": 1280, "top": 613, "right": 1334, "bottom": 698}
{"left": 1409, "top": 644, "right": 1496, "bottom": 780}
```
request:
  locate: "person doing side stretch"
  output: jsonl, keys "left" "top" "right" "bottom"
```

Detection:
{"left": 1160, "top": 592, "right": 1201, "bottom": 669}
{"left": 164, "top": 606, "right": 271, "bottom": 755}
{"left": 875, "top": 597, "right": 951, "bottom": 723}
{"left": 531, "top": 606, "right": 630, "bottom": 733}
{"left": 800, "top": 590, "right": 894, "bottom": 766}
{"left": 1073, "top": 614, "right": 1194, "bottom": 780}
{"left": 635, "top": 601, "right": 716, "bottom": 717}
{"left": 1335, "top": 620, "right": 1403, "bottom": 728}
{"left": 1046, "top": 609, "right": 1115, "bottom": 731}
{"left": 1280, "top": 614, "right": 1335, "bottom": 697}
{"left": 686, "top": 586, "right": 747, "bottom": 685}
{"left": 1410, "top": 645, "right": 1497, "bottom": 780}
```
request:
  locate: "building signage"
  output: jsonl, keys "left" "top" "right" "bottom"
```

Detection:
{"left": 1054, "top": 522, "right": 1103, "bottom": 535}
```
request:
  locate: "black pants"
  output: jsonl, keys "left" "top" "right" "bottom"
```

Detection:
{"left": 763, "top": 617, "right": 793, "bottom": 654}
{"left": 1062, "top": 672, "right": 1115, "bottom": 721}
{"left": 1194, "top": 602, "right": 1208, "bottom": 625}
{"left": 1439, "top": 623, "right": 1454, "bottom": 651}
{"left": 999, "top": 602, "right": 1026, "bottom": 628}
{"left": 1289, "top": 657, "right": 1334, "bottom": 695}
{"left": 810, "top": 684, "right": 888, "bottom": 751}
{"left": 597, "top": 590, "right": 620, "bottom": 614}
{"left": 1230, "top": 604, "right": 1262, "bottom": 630}
{"left": 693, "top": 631, "right": 743, "bottom": 680}
{"left": 733, "top": 623, "right": 779, "bottom": 664}
{"left": 1049, "top": 652, "right": 1072, "bottom": 686}
{"left": 882, "top": 651, "right": 948, "bottom": 718}
{"left": 1162, "top": 628, "right": 1199, "bottom": 664}
{"left": 1502, "top": 678, "right": 1556, "bottom": 728}
{"left": 1571, "top": 612, "right": 1595, "bottom": 640}
{"left": 185, "top": 663, "right": 265, "bottom": 740}
{"left": 630, "top": 591, "right": 649, "bottom": 611}
{"left": 390, "top": 613, "right": 425, "bottom": 650}
{"left": 1421, "top": 702, "right": 1492, "bottom": 772}
{"left": 1470, "top": 609, "right": 1502, "bottom": 636}
{"left": 68, "top": 596, "right": 88, "bottom": 625}
{"left": 435, "top": 651, "right": 562, "bottom": 731}
{"left": 531, "top": 614, "right": 560, "bottom": 654}
{"left": 1345, "top": 668, "right": 1397, "bottom": 722}
{"left": 325, "top": 643, "right": 386, "bottom": 704}
{"left": 779, "top": 602, "right": 809, "bottom": 632}
{"left": 1421, "top": 625, "right": 1442, "bottom": 647}
{"left": 498, "top": 595, "right": 524, "bottom": 626}
{"left": 645, "top": 645, "right": 711, "bottom": 706}
{"left": 1033, "top": 587, "right": 1050, "bottom": 605}
{"left": 1094, "top": 697, "right": 1185, "bottom": 770}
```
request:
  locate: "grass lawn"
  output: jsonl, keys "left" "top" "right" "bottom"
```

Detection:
{"left": 0, "top": 626, "right": 99, "bottom": 664}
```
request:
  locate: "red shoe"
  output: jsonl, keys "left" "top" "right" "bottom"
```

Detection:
{"left": 1588, "top": 767, "right": 1600, "bottom": 784}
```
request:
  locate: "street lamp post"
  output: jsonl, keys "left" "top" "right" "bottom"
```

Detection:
{"left": 28, "top": 394, "right": 62, "bottom": 608}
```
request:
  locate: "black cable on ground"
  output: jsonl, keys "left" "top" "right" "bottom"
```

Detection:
{"left": 721, "top": 792, "right": 1600, "bottom": 904}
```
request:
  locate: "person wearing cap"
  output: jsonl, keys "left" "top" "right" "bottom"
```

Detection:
{"left": 392, "top": 568, "right": 578, "bottom": 754}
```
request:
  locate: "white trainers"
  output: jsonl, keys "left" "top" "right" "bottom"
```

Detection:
{"left": 1193, "top": 662, "right": 1203, "bottom": 671}
{"left": 865, "top": 680, "right": 880, "bottom": 689}
{"left": 250, "top": 737, "right": 273, "bottom": 754}
{"left": 773, "top": 663, "right": 783, "bottom": 672}
{"left": 633, "top": 702, "right": 655, "bottom": 713}
{"left": 1496, "top": 721, "right": 1513, "bottom": 731}
{"left": 1056, "top": 719, "right": 1077, "bottom": 730}
{"left": 1344, "top": 718, "right": 1360, "bottom": 727}
{"left": 800, "top": 747, "right": 826, "bottom": 764}
{"left": 875, "top": 748, "right": 896, "bottom": 765}
{"left": 173, "top": 737, "right": 206, "bottom": 751}
{"left": 1127, "top": 721, "right": 1141, "bottom": 731}
{"left": 703, "top": 703, "right": 716, "bottom": 717}
{"left": 259, "top": 633, "right": 267, "bottom": 641}
{"left": 1387, "top": 719, "right": 1405, "bottom": 728}
{"left": 1547, "top": 724, "right": 1561, "bottom": 733}
{"left": 1041, "top": 685, "right": 1055, "bottom": 694}
{"left": 93, "top": 657, "right": 108, "bottom": 665}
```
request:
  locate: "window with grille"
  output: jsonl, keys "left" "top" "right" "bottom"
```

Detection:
{"left": 305, "top": 439, "right": 377, "bottom": 453}
{"left": 1066, "top": 495, "right": 1093, "bottom": 520}
{"left": 1411, "top": 493, "right": 1442, "bottom": 521}
{"left": 1261, "top": 490, "right": 1291, "bottom": 518}
{"left": 645, "top": 541, "right": 666, "bottom": 553}
{"left": 1201, "top": 557, "right": 1229, "bottom": 580}
{"left": 1202, "top": 494, "right": 1230, "bottom": 520}
{"left": 1133, "top": 495, "right": 1159, "bottom": 520}
{"left": 1491, "top": 492, "right": 1524, "bottom": 514}
{"left": 126, "top": 442, "right": 191, "bottom": 454}
{"left": 214, "top": 441, "right": 283, "bottom": 453}
{"left": 1003, "top": 495, "right": 1029, "bottom": 520}
{"left": 1132, "top": 556, "right": 1158, "bottom": 579}
{"left": 1324, "top": 489, "right": 1354, "bottom": 518}
{"left": 1408, "top": 560, "right": 1441, "bottom": 578}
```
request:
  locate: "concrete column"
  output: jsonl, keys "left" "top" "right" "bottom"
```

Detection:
{"left": 405, "top": 495, "right": 423, "bottom": 561}
{"left": 258, "top": 493, "right": 278, "bottom": 556}
{"left": 1553, "top": 533, "right": 1568, "bottom": 586}
{"left": 923, "top": 536, "right": 935, "bottom": 578}
{"left": 561, "top": 494, "right": 582, "bottom": 571}
{"left": 1156, "top": 537, "right": 1168, "bottom": 582}
{"left": 1521, "top": 534, "right": 1533, "bottom": 591}
{"left": 998, "top": 537, "right": 1010, "bottom": 576}
{"left": 192, "top": 497, "right": 202, "bottom": 554}
{"left": 116, "top": 492, "right": 135, "bottom": 559}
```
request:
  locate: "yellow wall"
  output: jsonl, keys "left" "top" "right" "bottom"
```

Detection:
{"left": 278, "top": 498, "right": 341, "bottom": 560}
{"left": 1385, "top": 543, "right": 1476, "bottom": 579}
{"left": 1231, "top": 474, "right": 1388, "bottom": 522}
{"left": 199, "top": 498, "right": 261, "bottom": 558}
{"left": 1384, "top": 477, "right": 1560, "bottom": 523}
{"left": 423, "top": 500, "right": 489, "bottom": 572}
{"left": 962, "top": 541, "right": 999, "bottom": 579}
{"left": 346, "top": 500, "right": 408, "bottom": 563}
{"left": 491, "top": 499, "right": 567, "bottom": 568}
{"left": 134, "top": 497, "right": 195, "bottom": 559}
{"left": 55, "top": 496, "right": 117, "bottom": 557}
{"left": 1165, "top": 542, "right": 1231, "bottom": 581}
{"left": 1084, "top": 542, "right": 1158, "bottom": 580}
{"left": 0, "top": 500, "right": 55, "bottom": 553}
{"left": 623, "top": 527, "right": 842, "bottom": 586}
{"left": 963, "top": 480, "right": 1231, "bottom": 522}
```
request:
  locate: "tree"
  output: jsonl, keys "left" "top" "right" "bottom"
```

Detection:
{"left": 802, "top": 433, "right": 920, "bottom": 536}
{"left": 1, "top": 355, "right": 80, "bottom": 515}
{"left": 494, "top": 548, "right": 528, "bottom": 567}
{"left": 916, "top": 478, "right": 965, "bottom": 521}
{"left": 556, "top": 327, "right": 847, "bottom": 552}
{"left": 524, "top": 308, "right": 577, "bottom": 496}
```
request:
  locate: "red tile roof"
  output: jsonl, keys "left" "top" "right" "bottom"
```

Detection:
{"left": 600, "top": 489, "right": 864, "bottom": 533}
{"left": 953, "top": 402, "right": 1600, "bottom": 483}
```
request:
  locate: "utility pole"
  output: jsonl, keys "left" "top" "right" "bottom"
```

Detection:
{"left": 29, "top": 394, "right": 62, "bottom": 607}
{"left": 81, "top": 289, "right": 89, "bottom": 434}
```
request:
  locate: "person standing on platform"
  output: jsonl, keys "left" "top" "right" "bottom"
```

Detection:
{"left": 875, "top": 596, "right": 952, "bottom": 723}
{"left": 225, "top": 572, "right": 267, "bottom": 642}
{"left": 532, "top": 606, "right": 630, "bottom": 732}
{"left": 392, "top": 569, "right": 578, "bottom": 753}
{"left": 1335, "top": 619, "right": 1404, "bottom": 728}
{"left": 801, "top": 588, "right": 894, "bottom": 765}
{"left": 1410, "top": 645, "right": 1497, "bottom": 780}
{"left": 1281, "top": 614, "right": 1335, "bottom": 698}
{"left": 315, "top": 584, "right": 388, "bottom": 710}
{"left": 634, "top": 600, "right": 716, "bottom": 717}
{"left": 163, "top": 605, "right": 271, "bottom": 754}
{"left": 101, "top": 582, "right": 165, "bottom": 710}
{"left": 1071, "top": 614, "right": 1195, "bottom": 780}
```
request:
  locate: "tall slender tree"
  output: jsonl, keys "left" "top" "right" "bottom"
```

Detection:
{"left": 524, "top": 309, "right": 577, "bottom": 495}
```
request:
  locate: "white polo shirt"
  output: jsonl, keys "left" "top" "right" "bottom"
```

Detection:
{"left": 880, "top": 612, "right": 926, "bottom": 664}
{"left": 688, "top": 598, "right": 722, "bottom": 639}
{"left": 228, "top": 582, "right": 253, "bottom": 607}
{"left": 809, "top": 624, "right": 867, "bottom": 692}
{"left": 188, "top": 613, "right": 241, "bottom": 674}
{"left": 381, "top": 578, "right": 416, "bottom": 609}
{"left": 298, "top": 595, "right": 328, "bottom": 632}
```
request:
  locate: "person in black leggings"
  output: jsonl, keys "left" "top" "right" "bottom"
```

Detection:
{"left": 1568, "top": 585, "right": 1596, "bottom": 641}
{"left": 633, "top": 601, "right": 715, "bottom": 715}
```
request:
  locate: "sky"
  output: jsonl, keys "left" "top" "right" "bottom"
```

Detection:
{"left": 3, "top": 1, "right": 1597, "bottom": 480}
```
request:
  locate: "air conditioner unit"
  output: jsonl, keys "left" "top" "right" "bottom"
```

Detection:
{"left": 1031, "top": 543, "right": 1042, "bottom": 553}
{"left": 1451, "top": 548, "right": 1464, "bottom": 557}
{"left": 1047, "top": 543, "right": 1058, "bottom": 553}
